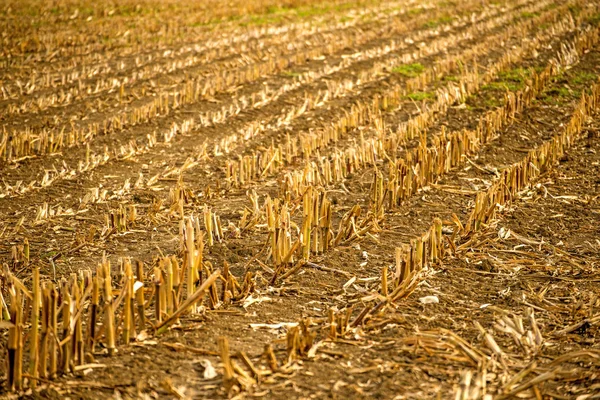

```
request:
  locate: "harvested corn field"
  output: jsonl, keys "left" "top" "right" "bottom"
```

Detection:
{"left": 1, "top": 0, "right": 600, "bottom": 398}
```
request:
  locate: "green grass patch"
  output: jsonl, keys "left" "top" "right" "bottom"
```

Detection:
{"left": 542, "top": 3, "right": 559, "bottom": 11}
{"left": 408, "top": 7, "right": 426, "bottom": 15}
{"left": 482, "top": 82, "right": 521, "bottom": 92}
{"left": 41, "top": 250, "right": 58, "bottom": 259}
{"left": 484, "top": 97, "right": 503, "bottom": 108}
{"left": 483, "top": 67, "right": 533, "bottom": 92}
{"left": 466, "top": 94, "right": 502, "bottom": 109}
{"left": 559, "top": 87, "right": 578, "bottom": 97}
{"left": 241, "top": 3, "right": 359, "bottom": 26}
{"left": 190, "top": 14, "right": 242, "bottom": 27}
{"left": 423, "top": 15, "right": 453, "bottom": 29}
{"left": 423, "top": 20, "right": 438, "bottom": 28}
{"left": 190, "top": 2, "right": 361, "bottom": 28}
{"left": 499, "top": 67, "right": 532, "bottom": 82}
{"left": 539, "top": 95, "right": 557, "bottom": 105}
{"left": 264, "top": 3, "right": 358, "bottom": 19}
{"left": 568, "top": 4, "right": 582, "bottom": 17}
{"left": 519, "top": 11, "right": 540, "bottom": 19}
{"left": 589, "top": 13, "right": 600, "bottom": 26}
{"left": 541, "top": 87, "right": 581, "bottom": 106}
{"left": 405, "top": 91, "right": 435, "bottom": 101}
{"left": 572, "top": 71, "right": 597, "bottom": 85}
{"left": 392, "top": 63, "right": 425, "bottom": 77}
{"left": 540, "top": 85, "right": 582, "bottom": 105}
{"left": 281, "top": 71, "right": 302, "bottom": 78}
{"left": 443, "top": 75, "right": 459, "bottom": 82}
{"left": 247, "top": 16, "right": 279, "bottom": 25}
{"left": 554, "top": 87, "right": 580, "bottom": 98}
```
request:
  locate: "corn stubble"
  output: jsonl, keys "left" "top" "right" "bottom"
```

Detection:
{"left": 0, "top": 218, "right": 232, "bottom": 389}
{"left": 1, "top": 0, "right": 600, "bottom": 395}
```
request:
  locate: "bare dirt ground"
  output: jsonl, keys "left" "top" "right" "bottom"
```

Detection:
{"left": 1, "top": 0, "right": 600, "bottom": 399}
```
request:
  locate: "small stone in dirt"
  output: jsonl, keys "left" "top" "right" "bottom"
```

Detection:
{"left": 200, "top": 360, "right": 218, "bottom": 379}
{"left": 419, "top": 295, "right": 439, "bottom": 304}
